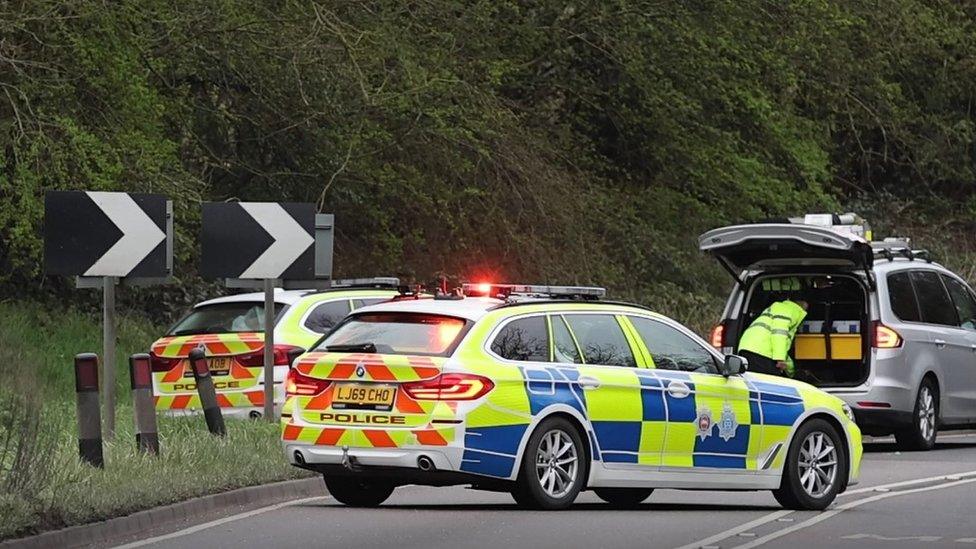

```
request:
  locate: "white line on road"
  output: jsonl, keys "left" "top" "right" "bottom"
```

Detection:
{"left": 111, "top": 495, "right": 330, "bottom": 549}
{"left": 673, "top": 469, "right": 976, "bottom": 549}
{"left": 730, "top": 477, "right": 976, "bottom": 548}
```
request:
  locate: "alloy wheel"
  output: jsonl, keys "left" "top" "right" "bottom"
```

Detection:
{"left": 535, "top": 429, "right": 579, "bottom": 499}
{"left": 919, "top": 386, "right": 936, "bottom": 442}
{"left": 797, "top": 431, "right": 838, "bottom": 498}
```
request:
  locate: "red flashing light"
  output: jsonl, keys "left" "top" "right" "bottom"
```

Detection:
{"left": 402, "top": 373, "right": 495, "bottom": 401}
{"left": 284, "top": 368, "right": 332, "bottom": 396}
{"left": 872, "top": 322, "right": 902, "bottom": 349}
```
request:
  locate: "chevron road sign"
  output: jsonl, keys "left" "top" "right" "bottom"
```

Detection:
{"left": 201, "top": 202, "right": 315, "bottom": 280}
{"left": 44, "top": 191, "right": 171, "bottom": 278}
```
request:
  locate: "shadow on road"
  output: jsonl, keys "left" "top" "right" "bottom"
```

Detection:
{"left": 863, "top": 441, "right": 976, "bottom": 453}
{"left": 301, "top": 502, "right": 778, "bottom": 512}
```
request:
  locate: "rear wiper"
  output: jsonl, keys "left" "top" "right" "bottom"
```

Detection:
{"left": 325, "top": 343, "right": 377, "bottom": 353}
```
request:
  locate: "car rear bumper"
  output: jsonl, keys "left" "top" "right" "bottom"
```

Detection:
{"left": 284, "top": 442, "right": 464, "bottom": 472}
{"left": 851, "top": 407, "right": 914, "bottom": 436}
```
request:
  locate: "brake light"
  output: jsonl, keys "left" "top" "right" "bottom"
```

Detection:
{"left": 236, "top": 344, "right": 305, "bottom": 367}
{"left": 709, "top": 322, "right": 726, "bottom": 349}
{"left": 284, "top": 368, "right": 332, "bottom": 396}
{"left": 149, "top": 352, "right": 181, "bottom": 372}
{"left": 402, "top": 373, "right": 495, "bottom": 401}
{"left": 872, "top": 322, "right": 902, "bottom": 349}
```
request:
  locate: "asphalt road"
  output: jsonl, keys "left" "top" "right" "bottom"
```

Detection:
{"left": 111, "top": 433, "right": 976, "bottom": 549}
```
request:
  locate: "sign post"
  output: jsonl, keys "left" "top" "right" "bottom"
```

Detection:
{"left": 44, "top": 191, "right": 173, "bottom": 438}
{"left": 201, "top": 202, "right": 325, "bottom": 422}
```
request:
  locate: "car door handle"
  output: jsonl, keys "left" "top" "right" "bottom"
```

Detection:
{"left": 578, "top": 376, "right": 601, "bottom": 390}
{"left": 934, "top": 339, "right": 947, "bottom": 349}
{"left": 667, "top": 381, "right": 691, "bottom": 399}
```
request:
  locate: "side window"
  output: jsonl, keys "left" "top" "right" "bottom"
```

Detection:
{"left": 563, "top": 314, "right": 636, "bottom": 367}
{"left": 551, "top": 315, "right": 583, "bottom": 364}
{"left": 302, "top": 300, "right": 351, "bottom": 334}
{"left": 630, "top": 316, "right": 718, "bottom": 374}
{"left": 491, "top": 316, "right": 548, "bottom": 361}
{"left": 942, "top": 275, "right": 976, "bottom": 330}
{"left": 887, "top": 272, "right": 921, "bottom": 322}
{"left": 910, "top": 271, "right": 959, "bottom": 327}
{"left": 352, "top": 298, "right": 387, "bottom": 309}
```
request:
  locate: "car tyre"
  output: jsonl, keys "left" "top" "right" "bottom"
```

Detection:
{"left": 324, "top": 476, "right": 395, "bottom": 507}
{"left": 511, "top": 416, "right": 587, "bottom": 510}
{"left": 772, "top": 418, "right": 846, "bottom": 511}
{"left": 894, "top": 379, "right": 938, "bottom": 451}
{"left": 593, "top": 488, "right": 654, "bottom": 508}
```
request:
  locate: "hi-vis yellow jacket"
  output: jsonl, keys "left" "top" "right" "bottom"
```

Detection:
{"left": 738, "top": 300, "right": 807, "bottom": 376}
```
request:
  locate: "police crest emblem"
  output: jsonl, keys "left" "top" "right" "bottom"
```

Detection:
{"left": 718, "top": 403, "right": 738, "bottom": 441}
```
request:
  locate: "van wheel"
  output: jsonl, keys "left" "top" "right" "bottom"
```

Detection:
{"left": 324, "top": 476, "right": 394, "bottom": 507}
{"left": 511, "top": 416, "right": 586, "bottom": 510}
{"left": 895, "top": 380, "right": 938, "bottom": 451}
{"left": 594, "top": 488, "right": 654, "bottom": 508}
{"left": 772, "top": 418, "right": 846, "bottom": 510}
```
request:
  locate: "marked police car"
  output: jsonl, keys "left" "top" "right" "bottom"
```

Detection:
{"left": 150, "top": 278, "right": 399, "bottom": 418}
{"left": 281, "top": 283, "right": 862, "bottom": 510}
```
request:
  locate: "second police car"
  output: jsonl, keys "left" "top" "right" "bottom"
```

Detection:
{"left": 281, "top": 283, "right": 862, "bottom": 510}
{"left": 150, "top": 278, "right": 399, "bottom": 418}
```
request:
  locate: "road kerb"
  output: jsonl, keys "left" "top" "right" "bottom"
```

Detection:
{"left": 0, "top": 477, "right": 323, "bottom": 549}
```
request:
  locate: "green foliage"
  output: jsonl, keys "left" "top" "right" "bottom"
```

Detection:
{"left": 1, "top": 0, "right": 975, "bottom": 321}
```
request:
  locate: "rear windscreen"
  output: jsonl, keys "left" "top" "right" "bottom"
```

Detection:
{"left": 168, "top": 302, "right": 285, "bottom": 336}
{"left": 316, "top": 313, "right": 468, "bottom": 356}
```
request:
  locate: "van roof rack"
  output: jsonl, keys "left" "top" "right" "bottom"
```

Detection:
{"left": 462, "top": 283, "right": 606, "bottom": 301}
{"left": 870, "top": 240, "right": 932, "bottom": 263}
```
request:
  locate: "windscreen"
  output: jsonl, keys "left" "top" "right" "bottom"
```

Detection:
{"left": 316, "top": 313, "right": 467, "bottom": 356}
{"left": 168, "top": 302, "right": 285, "bottom": 335}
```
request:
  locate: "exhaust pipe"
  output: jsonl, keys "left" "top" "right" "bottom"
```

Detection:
{"left": 249, "top": 411, "right": 262, "bottom": 420}
{"left": 294, "top": 450, "right": 306, "bottom": 465}
{"left": 417, "top": 455, "right": 435, "bottom": 472}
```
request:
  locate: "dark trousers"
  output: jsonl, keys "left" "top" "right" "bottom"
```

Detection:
{"left": 738, "top": 350, "right": 782, "bottom": 376}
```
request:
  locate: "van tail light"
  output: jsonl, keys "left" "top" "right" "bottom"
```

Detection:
{"left": 709, "top": 322, "right": 726, "bottom": 349}
{"left": 236, "top": 344, "right": 305, "bottom": 367}
{"left": 284, "top": 368, "right": 332, "bottom": 396}
{"left": 402, "top": 373, "right": 495, "bottom": 401}
{"left": 872, "top": 322, "right": 903, "bottom": 349}
{"left": 149, "top": 352, "right": 181, "bottom": 372}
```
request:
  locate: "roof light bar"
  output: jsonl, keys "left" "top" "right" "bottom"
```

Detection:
{"left": 331, "top": 277, "right": 400, "bottom": 288}
{"left": 461, "top": 283, "right": 606, "bottom": 300}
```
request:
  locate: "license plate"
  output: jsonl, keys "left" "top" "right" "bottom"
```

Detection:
{"left": 332, "top": 383, "right": 397, "bottom": 410}
{"left": 182, "top": 357, "right": 233, "bottom": 377}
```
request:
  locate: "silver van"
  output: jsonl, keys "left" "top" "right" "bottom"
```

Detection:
{"left": 700, "top": 216, "right": 976, "bottom": 450}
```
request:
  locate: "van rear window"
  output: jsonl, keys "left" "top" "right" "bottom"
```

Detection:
{"left": 316, "top": 313, "right": 468, "bottom": 357}
{"left": 887, "top": 272, "right": 921, "bottom": 322}
{"left": 168, "top": 302, "right": 285, "bottom": 335}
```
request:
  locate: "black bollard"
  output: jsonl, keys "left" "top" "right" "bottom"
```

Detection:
{"left": 129, "top": 353, "right": 160, "bottom": 455}
{"left": 74, "top": 353, "right": 104, "bottom": 467}
{"left": 189, "top": 347, "right": 226, "bottom": 437}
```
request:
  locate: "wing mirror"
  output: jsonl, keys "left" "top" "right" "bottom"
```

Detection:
{"left": 287, "top": 347, "right": 306, "bottom": 369}
{"left": 720, "top": 354, "right": 748, "bottom": 377}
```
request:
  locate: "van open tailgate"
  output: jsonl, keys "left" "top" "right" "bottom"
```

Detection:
{"left": 699, "top": 223, "right": 873, "bottom": 277}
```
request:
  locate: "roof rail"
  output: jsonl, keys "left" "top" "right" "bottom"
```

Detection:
{"left": 331, "top": 277, "right": 401, "bottom": 288}
{"left": 462, "top": 283, "right": 606, "bottom": 300}
{"left": 870, "top": 243, "right": 932, "bottom": 263}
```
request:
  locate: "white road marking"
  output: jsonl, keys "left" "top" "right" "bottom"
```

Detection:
{"left": 731, "top": 477, "right": 976, "bottom": 549}
{"left": 674, "top": 469, "right": 976, "bottom": 549}
{"left": 110, "top": 495, "right": 330, "bottom": 549}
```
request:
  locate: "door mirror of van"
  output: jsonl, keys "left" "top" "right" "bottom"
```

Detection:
{"left": 720, "top": 354, "right": 748, "bottom": 377}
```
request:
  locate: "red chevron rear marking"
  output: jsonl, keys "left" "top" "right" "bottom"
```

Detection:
{"left": 315, "top": 428, "right": 344, "bottom": 445}
{"left": 364, "top": 430, "right": 396, "bottom": 448}
{"left": 282, "top": 424, "right": 303, "bottom": 441}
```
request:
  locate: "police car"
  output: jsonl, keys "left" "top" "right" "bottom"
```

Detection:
{"left": 281, "top": 284, "right": 862, "bottom": 510}
{"left": 150, "top": 278, "right": 399, "bottom": 418}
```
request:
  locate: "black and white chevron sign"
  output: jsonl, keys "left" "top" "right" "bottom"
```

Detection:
{"left": 201, "top": 202, "right": 315, "bottom": 280}
{"left": 44, "top": 191, "right": 170, "bottom": 278}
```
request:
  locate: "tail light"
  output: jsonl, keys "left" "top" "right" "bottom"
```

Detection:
{"left": 149, "top": 352, "right": 181, "bottom": 372}
{"left": 709, "top": 322, "right": 726, "bottom": 349}
{"left": 284, "top": 368, "right": 332, "bottom": 396}
{"left": 872, "top": 322, "right": 903, "bottom": 349}
{"left": 402, "top": 373, "right": 494, "bottom": 401}
{"left": 236, "top": 344, "right": 305, "bottom": 367}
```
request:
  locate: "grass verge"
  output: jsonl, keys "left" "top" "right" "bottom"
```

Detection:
{"left": 0, "top": 300, "right": 309, "bottom": 541}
